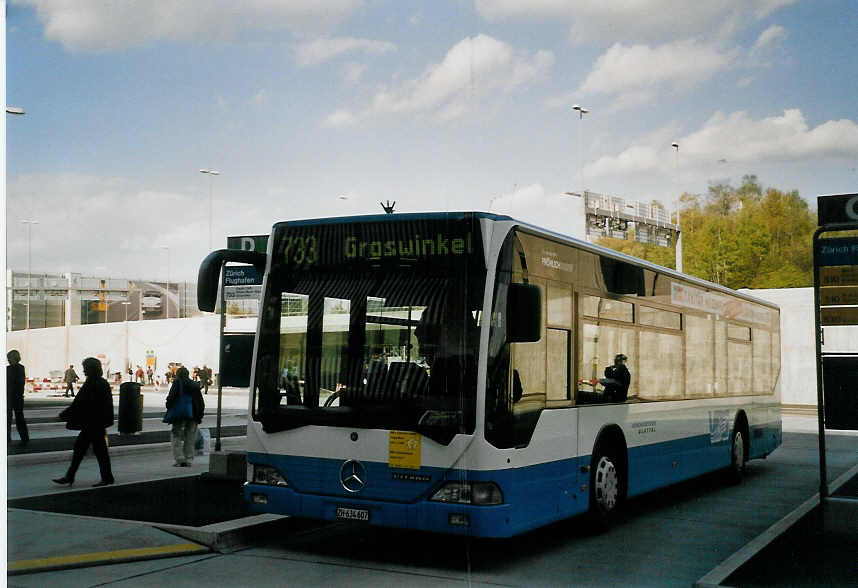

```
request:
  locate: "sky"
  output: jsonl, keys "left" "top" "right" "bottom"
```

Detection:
{"left": 5, "top": 0, "right": 858, "bottom": 282}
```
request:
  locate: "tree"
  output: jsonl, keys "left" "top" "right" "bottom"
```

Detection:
{"left": 595, "top": 178, "right": 816, "bottom": 289}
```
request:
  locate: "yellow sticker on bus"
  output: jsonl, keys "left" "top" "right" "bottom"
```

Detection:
{"left": 389, "top": 430, "right": 421, "bottom": 469}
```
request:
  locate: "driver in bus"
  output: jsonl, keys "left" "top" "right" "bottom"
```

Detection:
{"left": 601, "top": 353, "right": 631, "bottom": 402}
{"left": 413, "top": 302, "right": 478, "bottom": 400}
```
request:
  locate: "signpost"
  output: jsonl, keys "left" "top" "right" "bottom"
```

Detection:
{"left": 812, "top": 193, "right": 858, "bottom": 502}
{"left": 212, "top": 238, "right": 266, "bottom": 451}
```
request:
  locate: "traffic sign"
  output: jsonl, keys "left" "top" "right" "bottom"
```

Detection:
{"left": 818, "top": 193, "right": 858, "bottom": 226}
{"left": 224, "top": 285, "right": 262, "bottom": 300}
{"left": 224, "top": 266, "right": 262, "bottom": 286}
{"left": 227, "top": 235, "right": 268, "bottom": 253}
{"left": 815, "top": 237, "right": 858, "bottom": 267}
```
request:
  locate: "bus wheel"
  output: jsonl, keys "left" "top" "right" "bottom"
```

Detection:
{"left": 589, "top": 448, "right": 623, "bottom": 529}
{"left": 727, "top": 427, "right": 746, "bottom": 484}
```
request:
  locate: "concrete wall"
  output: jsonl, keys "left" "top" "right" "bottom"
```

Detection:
{"left": 742, "top": 287, "right": 857, "bottom": 407}
{"left": 7, "top": 315, "right": 224, "bottom": 379}
{"left": 8, "top": 288, "right": 857, "bottom": 407}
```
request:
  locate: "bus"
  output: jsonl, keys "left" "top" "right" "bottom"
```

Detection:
{"left": 198, "top": 212, "right": 781, "bottom": 538}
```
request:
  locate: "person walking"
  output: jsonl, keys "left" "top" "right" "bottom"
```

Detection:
{"left": 63, "top": 364, "right": 79, "bottom": 397}
{"left": 52, "top": 357, "right": 115, "bottom": 487}
{"left": 7, "top": 350, "right": 30, "bottom": 446}
{"left": 201, "top": 364, "right": 211, "bottom": 395}
{"left": 164, "top": 366, "right": 204, "bottom": 467}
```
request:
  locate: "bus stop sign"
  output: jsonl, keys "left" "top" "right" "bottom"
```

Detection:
{"left": 813, "top": 193, "right": 858, "bottom": 497}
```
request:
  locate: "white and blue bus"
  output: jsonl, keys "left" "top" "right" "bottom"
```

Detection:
{"left": 198, "top": 212, "right": 781, "bottom": 537}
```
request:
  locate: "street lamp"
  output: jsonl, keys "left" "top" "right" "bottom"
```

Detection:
{"left": 20, "top": 219, "right": 39, "bottom": 329}
{"left": 199, "top": 169, "right": 220, "bottom": 253}
{"left": 159, "top": 246, "right": 170, "bottom": 319}
{"left": 6, "top": 107, "right": 26, "bottom": 115}
{"left": 672, "top": 142, "right": 682, "bottom": 273}
{"left": 572, "top": 104, "right": 590, "bottom": 193}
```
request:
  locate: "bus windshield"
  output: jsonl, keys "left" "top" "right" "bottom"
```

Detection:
{"left": 252, "top": 215, "right": 485, "bottom": 445}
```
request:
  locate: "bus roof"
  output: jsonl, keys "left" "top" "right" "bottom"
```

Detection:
{"left": 270, "top": 211, "right": 779, "bottom": 311}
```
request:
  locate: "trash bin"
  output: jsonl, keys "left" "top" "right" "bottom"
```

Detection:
{"left": 118, "top": 382, "right": 143, "bottom": 434}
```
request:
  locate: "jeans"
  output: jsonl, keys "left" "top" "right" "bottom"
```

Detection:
{"left": 171, "top": 420, "right": 198, "bottom": 465}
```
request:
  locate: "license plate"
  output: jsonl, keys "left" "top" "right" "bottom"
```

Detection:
{"left": 336, "top": 507, "right": 370, "bottom": 522}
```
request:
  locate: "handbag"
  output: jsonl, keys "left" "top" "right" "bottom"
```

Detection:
{"left": 163, "top": 382, "right": 194, "bottom": 423}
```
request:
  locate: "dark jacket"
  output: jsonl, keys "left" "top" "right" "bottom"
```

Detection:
{"left": 7, "top": 363, "right": 26, "bottom": 410}
{"left": 603, "top": 364, "right": 631, "bottom": 402}
{"left": 63, "top": 368, "right": 79, "bottom": 384}
{"left": 60, "top": 377, "right": 114, "bottom": 430}
{"left": 166, "top": 378, "right": 205, "bottom": 424}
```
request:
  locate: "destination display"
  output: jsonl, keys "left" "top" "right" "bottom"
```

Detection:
{"left": 271, "top": 215, "right": 484, "bottom": 273}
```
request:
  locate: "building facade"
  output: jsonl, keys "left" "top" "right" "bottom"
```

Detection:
{"left": 5, "top": 270, "right": 199, "bottom": 331}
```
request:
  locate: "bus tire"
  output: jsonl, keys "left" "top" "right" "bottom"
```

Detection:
{"left": 726, "top": 425, "right": 747, "bottom": 485}
{"left": 588, "top": 445, "right": 624, "bottom": 530}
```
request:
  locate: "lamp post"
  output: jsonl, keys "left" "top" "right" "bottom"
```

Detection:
{"left": 122, "top": 301, "right": 131, "bottom": 378}
{"left": 21, "top": 219, "right": 39, "bottom": 330}
{"left": 6, "top": 107, "right": 26, "bottom": 115}
{"left": 159, "top": 246, "right": 170, "bottom": 319}
{"left": 199, "top": 169, "right": 220, "bottom": 253}
{"left": 572, "top": 104, "right": 590, "bottom": 193}
{"left": 672, "top": 142, "right": 682, "bottom": 273}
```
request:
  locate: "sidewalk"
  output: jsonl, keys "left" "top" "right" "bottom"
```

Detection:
{"left": 8, "top": 386, "right": 251, "bottom": 458}
{"left": 7, "top": 437, "right": 256, "bottom": 576}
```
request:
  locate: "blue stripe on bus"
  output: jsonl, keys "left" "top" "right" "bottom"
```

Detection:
{"left": 245, "top": 421, "right": 782, "bottom": 538}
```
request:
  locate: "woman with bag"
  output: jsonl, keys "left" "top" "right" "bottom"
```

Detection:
{"left": 164, "top": 366, "right": 204, "bottom": 467}
{"left": 53, "top": 357, "right": 115, "bottom": 487}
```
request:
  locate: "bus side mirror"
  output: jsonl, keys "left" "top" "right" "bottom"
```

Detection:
{"left": 198, "top": 249, "right": 267, "bottom": 312}
{"left": 507, "top": 283, "right": 541, "bottom": 343}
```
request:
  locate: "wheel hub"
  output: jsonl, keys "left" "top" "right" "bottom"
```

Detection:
{"left": 594, "top": 456, "right": 618, "bottom": 511}
{"left": 733, "top": 431, "right": 745, "bottom": 470}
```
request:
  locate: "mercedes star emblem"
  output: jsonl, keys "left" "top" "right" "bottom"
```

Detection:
{"left": 340, "top": 459, "right": 367, "bottom": 493}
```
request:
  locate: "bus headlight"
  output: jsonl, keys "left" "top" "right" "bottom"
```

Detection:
{"left": 430, "top": 481, "right": 503, "bottom": 505}
{"left": 251, "top": 464, "right": 289, "bottom": 487}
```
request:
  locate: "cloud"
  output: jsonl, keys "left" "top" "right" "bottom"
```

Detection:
{"left": 325, "top": 34, "right": 554, "bottom": 125}
{"left": 491, "top": 183, "right": 586, "bottom": 238}
{"left": 343, "top": 62, "right": 367, "bottom": 83}
{"left": 749, "top": 24, "right": 787, "bottom": 65}
{"left": 250, "top": 89, "right": 268, "bottom": 106}
{"left": 322, "top": 109, "right": 358, "bottom": 128}
{"left": 295, "top": 37, "right": 396, "bottom": 67}
{"left": 574, "top": 41, "right": 735, "bottom": 110}
{"left": 584, "top": 109, "right": 858, "bottom": 180}
{"left": 474, "top": 0, "right": 797, "bottom": 44}
{"left": 753, "top": 25, "right": 787, "bottom": 51}
{"left": 5, "top": 173, "right": 267, "bottom": 280}
{"left": 15, "top": 0, "right": 363, "bottom": 52}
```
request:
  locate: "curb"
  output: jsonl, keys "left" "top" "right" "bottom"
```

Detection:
{"left": 154, "top": 514, "right": 289, "bottom": 552}
{"left": 8, "top": 436, "right": 247, "bottom": 465}
{"left": 694, "top": 461, "right": 858, "bottom": 587}
{"left": 8, "top": 542, "right": 212, "bottom": 575}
